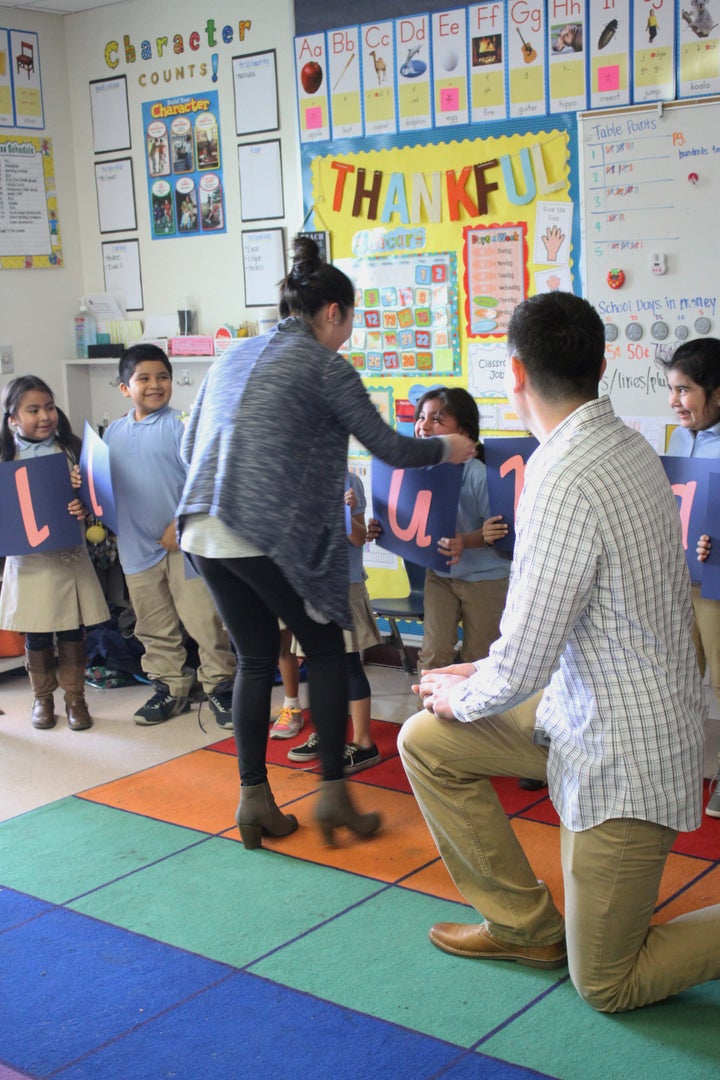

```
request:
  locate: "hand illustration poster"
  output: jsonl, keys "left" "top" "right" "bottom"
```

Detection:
{"left": 141, "top": 90, "right": 226, "bottom": 240}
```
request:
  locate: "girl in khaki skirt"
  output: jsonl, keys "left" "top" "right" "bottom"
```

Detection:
{"left": 288, "top": 470, "right": 383, "bottom": 774}
{"left": 0, "top": 376, "right": 109, "bottom": 730}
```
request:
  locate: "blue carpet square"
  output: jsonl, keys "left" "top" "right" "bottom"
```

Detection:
{"left": 0, "top": 906, "right": 232, "bottom": 1075}
{"left": 56, "top": 970, "right": 484, "bottom": 1079}
{"left": 0, "top": 887, "right": 53, "bottom": 931}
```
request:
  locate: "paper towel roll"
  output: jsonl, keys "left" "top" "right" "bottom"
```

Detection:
{"left": 258, "top": 307, "right": 278, "bottom": 335}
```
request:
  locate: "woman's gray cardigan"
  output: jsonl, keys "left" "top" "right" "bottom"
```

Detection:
{"left": 178, "top": 317, "right": 446, "bottom": 628}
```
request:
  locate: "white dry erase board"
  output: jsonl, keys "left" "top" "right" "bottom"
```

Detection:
{"left": 579, "top": 96, "right": 720, "bottom": 417}
{"left": 241, "top": 228, "right": 286, "bottom": 307}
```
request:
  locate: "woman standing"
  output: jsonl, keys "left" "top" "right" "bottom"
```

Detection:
{"left": 178, "top": 236, "right": 474, "bottom": 847}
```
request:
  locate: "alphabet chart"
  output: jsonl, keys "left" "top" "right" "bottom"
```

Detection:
{"left": 337, "top": 250, "right": 460, "bottom": 377}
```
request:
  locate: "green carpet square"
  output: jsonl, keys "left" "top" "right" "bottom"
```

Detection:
{"left": 250, "top": 887, "right": 568, "bottom": 1047}
{"left": 480, "top": 977, "right": 720, "bottom": 1079}
{"left": 70, "top": 836, "right": 385, "bottom": 966}
{"left": 0, "top": 798, "right": 207, "bottom": 904}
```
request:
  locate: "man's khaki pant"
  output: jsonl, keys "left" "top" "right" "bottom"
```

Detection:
{"left": 399, "top": 698, "right": 720, "bottom": 1011}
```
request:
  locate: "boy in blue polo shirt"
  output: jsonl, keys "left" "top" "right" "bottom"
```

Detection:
{"left": 104, "top": 344, "right": 236, "bottom": 726}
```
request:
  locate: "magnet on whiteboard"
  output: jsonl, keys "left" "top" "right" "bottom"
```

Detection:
{"left": 688, "top": 172, "right": 699, "bottom": 185}
{"left": 607, "top": 268, "right": 625, "bottom": 289}
{"left": 651, "top": 253, "right": 666, "bottom": 275}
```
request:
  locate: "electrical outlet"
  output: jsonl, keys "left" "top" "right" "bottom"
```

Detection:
{"left": 0, "top": 346, "right": 13, "bottom": 374}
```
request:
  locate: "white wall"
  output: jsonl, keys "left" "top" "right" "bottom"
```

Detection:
{"left": 1, "top": 0, "right": 301, "bottom": 415}
{"left": 0, "top": 10, "right": 83, "bottom": 385}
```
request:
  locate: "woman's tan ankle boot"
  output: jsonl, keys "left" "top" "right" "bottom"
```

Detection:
{"left": 235, "top": 781, "right": 298, "bottom": 849}
{"left": 315, "top": 778, "right": 381, "bottom": 846}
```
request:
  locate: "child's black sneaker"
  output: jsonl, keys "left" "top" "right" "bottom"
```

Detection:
{"left": 287, "top": 730, "right": 321, "bottom": 762}
{"left": 343, "top": 742, "right": 381, "bottom": 775}
{"left": 133, "top": 681, "right": 190, "bottom": 726}
{"left": 207, "top": 680, "right": 234, "bottom": 729}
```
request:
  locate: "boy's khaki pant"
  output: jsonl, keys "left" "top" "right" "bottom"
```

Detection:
{"left": 691, "top": 583, "right": 720, "bottom": 699}
{"left": 399, "top": 698, "right": 720, "bottom": 1012}
{"left": 418, "top": 572, "right": 508, "bottom": 670}
{"left": 126, "top": 550, "right": 236, "bottom": 697}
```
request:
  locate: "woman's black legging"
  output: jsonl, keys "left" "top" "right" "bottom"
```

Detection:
{"left": 194, "top": 555, "right": 349, "bottom": 785}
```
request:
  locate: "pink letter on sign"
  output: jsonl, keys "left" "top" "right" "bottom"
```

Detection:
{"left": 500, "top": 454, "right": 526, "bottom": 515}
{"left": 387, "top": 469, "right": 433, "bottom": 548}
{"left": 440, "top": 87, "right": 459, "bottom": 112}
{"left": 305, "top": 106, "right": 323, "bottom": 129}
{"left": 672, "top": 481, "right": 696, "bottom": 550}
{"left": 15, "top": 466, "right": 50, "bottom": 547}
{"left": 86, "top": 439, "right": 104, "bottom": 517}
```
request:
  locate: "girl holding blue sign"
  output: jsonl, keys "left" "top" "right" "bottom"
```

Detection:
{"left": 413, "top": 387, "right": 511, "bottom": 671}
{"left": 0, "top": 376, "right": 109, "bottom": 731}
{"left": 663, "top": 338, "right": 720, "bottom": 817}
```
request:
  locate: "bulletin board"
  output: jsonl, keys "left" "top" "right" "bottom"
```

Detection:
{"left": 579, "top": 96, "right": 720, "bottom": 418}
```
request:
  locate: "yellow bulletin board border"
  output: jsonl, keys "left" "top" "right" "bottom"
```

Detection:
{"left": 0, "top": 135, "right": 62, "bottom": 269}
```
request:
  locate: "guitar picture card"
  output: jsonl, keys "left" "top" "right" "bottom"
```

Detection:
{"left": 507, "top": 5, "right": 547, "bottom": 119}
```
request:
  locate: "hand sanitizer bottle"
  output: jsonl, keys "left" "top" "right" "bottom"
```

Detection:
{"left": 74, "top": 298, "right": 97, "bottom": 359}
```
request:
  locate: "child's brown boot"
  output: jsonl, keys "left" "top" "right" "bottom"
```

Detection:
{"left": 57, "top": 639, "right": 93, "bottom": 730}
{"left": 25, "top": 646, "right": 57, "bottom": 729}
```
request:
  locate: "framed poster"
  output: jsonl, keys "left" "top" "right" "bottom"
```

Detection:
{"left": 237, "top": 139, "right": 284, "bottom": 221}
{"left": 94, "top": 157, "right": 137, "bottom": 234}
{"left": 241, "top": 228, "right": 286, "bottom": 307}
{"left": 233, "top": 50, "right": 279, "bottom": 136}
{"left": 89, "top": 75, "right": 131, "bottom": 153}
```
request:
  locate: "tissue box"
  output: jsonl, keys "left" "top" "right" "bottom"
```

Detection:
{"left": 169, "top": 336, "right": 215, "bottom": 356}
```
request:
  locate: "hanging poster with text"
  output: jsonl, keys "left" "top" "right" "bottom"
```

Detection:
{"left": 464, "top": 223, "right": 527, "bottom": 338}
{"left": 0, "top": 136, "right": 61, "bottom": 269}
{"left": 468, "top": 2, "right": 508, "bottom": 124}
{"left": 327, "top": 24, "right": 363, "bottom": 140}
{"left": 9, "top": 30, "right": 43, "bottom": 129}
{"left": 431, "top": 8, "right": 469, "bottom": 127}
{"left": 337, "top": 251, "right": 460, "bottom": 378}
{"left": 0, "top": 29, "right": 13, "bottom": 127}
{"left": 678, "top": 0, "right": 720, "bottom": 98}
{"left": 295, "top": 33, "right": 330, "bottom": 142}
{"left": 142, "top": 90, "right": 225, "bottom": 240}
{"left": 588, "top": 0, "right": 631, "bottom": 109}
{"left": 547, "top": 0, "right": 587, "bottom": 114}
{"left": 360, "top": 19, "right": 397, "bottom": 136}
{"left": 507, "top": 2, "right": 547, "bottom": 119}
{"left": 632, "top": 0, "right": 675, "bottom": 103}
{"left": 395, "top": 13, "right": 432, "bottom": 133}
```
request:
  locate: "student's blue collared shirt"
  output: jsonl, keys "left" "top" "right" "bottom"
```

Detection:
{"left": 103, "top": 405, "right": 187, "bottom": 574}
{"left": 667, "top": 421, "right": 720, "bottom": 459}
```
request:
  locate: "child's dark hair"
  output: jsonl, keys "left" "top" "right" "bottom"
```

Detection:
{"left": 660, "top": 337, "right": 720, "bottom": 400}
{"left": 415, "top": 386, "right": 484, "bottom": 460}
{"left": 0, "top": 375, "right": 81, "bottom": 463}
{"left": 278, "top": 235, "right": 355, "bottom": 320}
{"left": 119, "top": 343, "right": 172, "bottom": 386}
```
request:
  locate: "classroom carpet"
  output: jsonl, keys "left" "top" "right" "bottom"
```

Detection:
{"left": 0, "top": 713, "right": 719, "bottom": 1079}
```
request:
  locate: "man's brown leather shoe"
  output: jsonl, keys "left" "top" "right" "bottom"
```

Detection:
{"left": 429, "top": 921, "right": 567, "bottom": 969}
